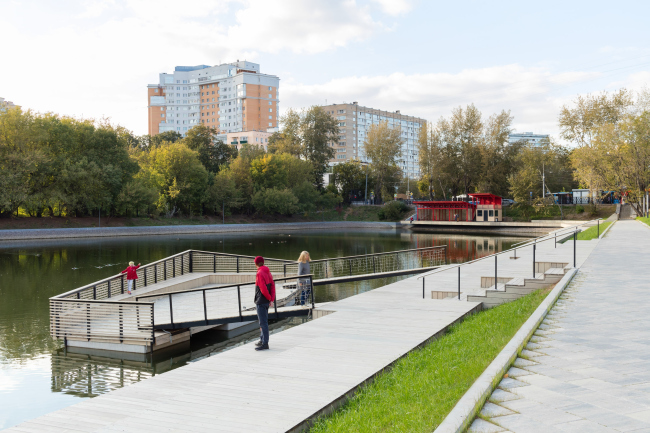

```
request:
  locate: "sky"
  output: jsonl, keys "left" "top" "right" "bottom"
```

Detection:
{"left": 2, "top": 0, "right": 650, "bottom": 140}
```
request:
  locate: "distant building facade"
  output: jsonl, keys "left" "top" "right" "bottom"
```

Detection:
{"left": 147, "top": 61, "right": 280, "bottom": 137}
{"left": 321, "top": 102, "right": 424, "bottom": 179}
{"left": 0, "top": 97, "right": 19, "bottom": 112}
{"left": 508, "top": 132, "right": 549, "bottom": 147}
{"left": 223, "top": 130, "right": 273, "bottom": 152}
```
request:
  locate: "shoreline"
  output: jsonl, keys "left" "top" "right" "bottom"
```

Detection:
{"left": 0, "top": 221, "right": 400, "bottom": 241}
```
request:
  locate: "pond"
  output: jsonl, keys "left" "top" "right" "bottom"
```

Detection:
{"left": 0, "top": 228, "right": 524, "bottom": 430}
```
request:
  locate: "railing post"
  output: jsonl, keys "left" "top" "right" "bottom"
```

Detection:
{"left": 189, "top": 252, "right": 193, "bottom": 273}
{"left": 597, "top": 219, "right": 600, "bottom": 238}
{"left": 445, "top": 247, "right": 448, "bottom": 265}
{"left": 422, "top": 277, "right": 425, "bottom": 299}
{"left": 555, "top": 232, "right": 557, "bottom": 248}
{"left": 457, "top": 267, "right": 461, "bottom": 300}
{"left": 236, "top": 257, "right": 239, "bottom": 273}
{"left": 154, "top": 265, "right": 157, "bottom": 284}
{"left": 151, "top": 305, "right": 155, "bottom": 352}
{"left": 144, "top": 268, "right": 147, "bottom": 287}
{"left": 284, "top": 264, "right": 287, "bottom": 277}
{"left": 173, "top": 258, "right": 176, "bottom": 278}
{"left": 237, "top": 285, "right": 243, "bottom": 322}
{"left": 119, "top": 305, "right": 123, "bottom": 343}
{"left": 349, "top": 260, "right": 353, "bottom": 276}
{"left": 310, "top": 275, "right": 315, "bottom": 309}
{"left": 574, "top": 228, "right": 577, "bottom": 268}
{"left": 274, "top": 297, "right": 278, "bottom": 320}
{"left": 372, "top": 256, "right": 376, "bottom": 273}
{"left": 86, "top": 303, "right": 91, "bottom": 341}
{"left": 93, "top": 285, "right": 97, "bottom": 300}
{"left": 168, "top": 294, "right": 174, "bottom": 328}
{"left": 77, "top": 292, "right": 80, "bottom": 299}
{"left": 107, "top": 280, "right": 111, "bottom": 298}
{"left": 121, "top": 277, "right": 124, "bottom": 294}
{"left": 203, "top": 290, "right": 208, "bottom": 325}
{"left": 181, "top": 255, "right": 184, "bottom": 275}
{"left": 533, "top": 242, "right": 536, "bottom": 278}
{"left": 213, "top": 255, "right": 216, "bottom": 273}
{"left": 495, "top": 254, "right": 497, "bottom": 290}
{"left": 164, "top": 260, "right": 167, "bottom": 280}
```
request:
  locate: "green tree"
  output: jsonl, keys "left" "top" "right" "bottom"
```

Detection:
{"left": 332, "top": 160, "right": 368, "bottom": 203}
{"left": 182, "top": 124, "right": 237, "bottom": 173}
{"left": 150, "top": 131, "right": 182, "bottom": 147}
{"left": 252, "top": 188, "right": 299, "bottom": 215}
{"left": 250, "top": 153, "right": 313, "bottom": 191}
{"left": 276, "top": 107, "right": 337, "bottom": 187}
{"left": 364, "top": 121, "right": 403, "bottom": 203}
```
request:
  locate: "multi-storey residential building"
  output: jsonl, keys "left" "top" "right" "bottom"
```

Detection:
{"left": 0, "top": 97, "right": 19, "bottom": 112}
{"left": 508, "top": 132, "right": 549, "bottom": 147}
{"left": 147, "top": 61, "right": 280, "bottom": 136}
{"left": 321, "top": 102, "right": 424, "bottom": 178}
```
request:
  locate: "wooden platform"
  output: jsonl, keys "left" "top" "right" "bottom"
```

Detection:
{"left": 8, "top": 275, "right": 481, "bottom": 432}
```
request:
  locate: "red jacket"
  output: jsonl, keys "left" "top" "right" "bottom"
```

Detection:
{"left": 255, "top": 265, "right": 276, "bottom": 304}
{"left": 121, "top": 265, "right": 140, "bottom": 280}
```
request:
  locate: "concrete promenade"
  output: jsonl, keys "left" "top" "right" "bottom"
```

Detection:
{"left": 470, "top": 220, "right": 650, "bottom": 433}
{"left": 0, "top": 221, "right": 398, "bottom": 241}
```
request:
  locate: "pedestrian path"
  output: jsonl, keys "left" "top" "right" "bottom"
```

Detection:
{"left": 469, "top": 220, "right": 650, "bottom": 433}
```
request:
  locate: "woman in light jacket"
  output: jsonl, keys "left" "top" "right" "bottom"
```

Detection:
{"left": 297, "top": 251, "right": 311, "bottom": 305}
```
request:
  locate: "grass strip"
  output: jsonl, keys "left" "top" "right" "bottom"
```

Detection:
{"left": 575, "top": 221, "right": 612, "bottom": 240}
{"left": 637, "top": 217, "right": 650, "bottom": 227}
{"left": 309, "top": 288, "right": 551, "bottom": 433}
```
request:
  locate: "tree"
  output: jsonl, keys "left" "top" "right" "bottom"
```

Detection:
{"left": 508, "top": 140, "right": 574, "bottom": 203}
{"left": 150, "top": 131, "right": 182, "bottom": 147}
{"left": 136, "top": 142, "right": 209, "bottom": 214}
{"left": 183, "top": 124, "right": 237, "bottom": 173}
{"left": 475, "top": 110, "right": 518, "bottom": 197}
{"left": 364, "top": 121, "right": 403, "bottom": 202}
{"left": 332, "top": 160, "right": 368, "bottom": 204}
{"left": 275, "top": 107, "right": 337, "bottom": 188}
{"left": 250, "top": 153, "right": 313, "bottom": 191}
{"left": 252, "top": 188, "right": 299, "bottom": 215}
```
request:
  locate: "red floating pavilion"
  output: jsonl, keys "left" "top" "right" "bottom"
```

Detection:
{"left": 414, "top": 193, "right": 503, "bottom": 222}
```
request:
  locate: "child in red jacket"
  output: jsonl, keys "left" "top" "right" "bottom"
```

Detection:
{"left": 121, "top": 261, "right": 141, "bottom": 295}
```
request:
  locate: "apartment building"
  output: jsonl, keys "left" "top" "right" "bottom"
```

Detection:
{"left": 508, "top": 132, "right": 549, "bottom": 147}
{"left": 0, "top": 97, "right": 19, "bottom": 112}
{"left": 322, "top": 102, "right": 424, "bottom": 178}
{"left": 147, "top": 61, "right": 280, "bottom": 136}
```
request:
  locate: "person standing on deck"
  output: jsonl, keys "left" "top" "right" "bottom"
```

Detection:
{"left": 254, "top": 256, "right": 275, "bottom": 351}
{"left": 121, "top": 261, "right": 141, "bottom": 295}
{"left": 297, "top": 251, "right": 311, "bottom": 305}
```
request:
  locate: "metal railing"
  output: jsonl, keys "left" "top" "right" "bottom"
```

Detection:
{"left": 49, "top": 246, "right": 447, "bottom": 348}
{"left": 417, "top": 219, "right": 604, "bottom": 300}
{"left": 135, "top": 275, "right": 315, "bottom": 329}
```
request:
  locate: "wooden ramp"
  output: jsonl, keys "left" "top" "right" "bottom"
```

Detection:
{"left": 10, "top": 276, "right": 480, "bottom": 433}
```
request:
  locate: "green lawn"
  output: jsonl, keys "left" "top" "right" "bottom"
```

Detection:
{"left": 637, "top": 217, "right": 650, "bottom": 227}
{"left": 575, "top": 221, "right": 613, "bottom": 240}
{"left": 309, "top": 289, "right": 551, "bottom": 433}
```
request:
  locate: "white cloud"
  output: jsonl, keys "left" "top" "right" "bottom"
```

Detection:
{"left": 371, "top": 0, "right": 414, "bottom": 15}
{"left": 282, "top": 65, "right": 600, "bottom": 138}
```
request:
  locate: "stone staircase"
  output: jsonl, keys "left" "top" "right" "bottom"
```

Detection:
{"left": 465, "top": 261, "right": 569, "bottom": 308}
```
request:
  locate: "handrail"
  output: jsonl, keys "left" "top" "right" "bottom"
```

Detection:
{"left": 417, "top": 218, "right": 601, "bottom": 280}
{"left": 309, "top": 246, "right": 446, "bottom": 263}
{"left": 134, "top": 275, "right": 314, "bottom": 301}
{"left": 53, "top": 299, "right": 154, "bottom": 305}
{"left": 189, "top": 249, "right": 296, "bottom": 264}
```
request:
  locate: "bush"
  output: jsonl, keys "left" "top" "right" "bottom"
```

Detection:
{"left": 252, "top": 188, "right": 299, "bottom": 215}
{"left": 575, "top": 204, "right": 585, "bottom": 213}
{"left": 378, "top": 200, "right": 409, "bottom": 221}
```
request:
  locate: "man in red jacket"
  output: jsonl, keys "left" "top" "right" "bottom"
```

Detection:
{"left": 121, "top": 261, "right": 141, "bottom": 295}
{"left": 254, "top": 256, "right": 275, "bottom": 351}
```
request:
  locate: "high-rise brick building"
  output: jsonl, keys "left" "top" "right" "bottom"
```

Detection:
{"left": 147, "top": 61, "right": 280, "bottom": 137}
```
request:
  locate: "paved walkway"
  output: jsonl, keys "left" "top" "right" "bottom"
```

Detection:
{"left": 470, "top": 220, "right": 650, "bottom": 433}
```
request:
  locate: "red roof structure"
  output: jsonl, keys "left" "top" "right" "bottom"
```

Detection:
{"left": 468, "top": 193, "right": 502, "bottom": 206}
{"left": 413, "top": 200, "right": 476, "bottom": 222}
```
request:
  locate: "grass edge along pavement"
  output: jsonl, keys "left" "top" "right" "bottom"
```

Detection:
{"left": 638, "top": 216, "right": 650, "bottom": 227}
{"left": 308, "top": 289, "right": 555, "bottom": 433}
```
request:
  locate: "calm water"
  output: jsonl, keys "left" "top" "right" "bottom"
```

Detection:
{"left": 0, "top": 229, "right": 523, "bottom": 430}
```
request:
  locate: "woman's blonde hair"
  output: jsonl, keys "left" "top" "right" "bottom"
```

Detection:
{"left": 129, "top": 261, "right": 135, "bottom": 266}
{"left": 298, "top": 251, "right": 310, "bottom": 263}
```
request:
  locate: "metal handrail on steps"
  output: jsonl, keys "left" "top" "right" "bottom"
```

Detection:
{"left": 417, "top": 218, "right": 604, "bottom": 300}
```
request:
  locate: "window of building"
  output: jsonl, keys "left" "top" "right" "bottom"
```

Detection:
{"left": 161, "top": 114, "right": 165, "bottom": 117}
{"left": 268, "top": 86, "right": 272, "bottom": 91}
{"left": 268, "top": 115, "right": 272, "bottom": 119}
{"left": 269, "top": 122, "right": 273, "bottom": 127}
{"left": 489, "top": 210, "right": 494, "bottom": 217}
{"left": 268, "top": 108, "right": 272, "bottom": 112}
{"left": 339, "top": 122, "right": 345, "bottom": 127}
{"left": 268, "top": 94, "right": 272, "bottom": 98}
{"left": 269, "top": 101, "right": 272, "bottom": 105}
{"left": 338, "top": 110, "right": 345, "bottom": 114}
